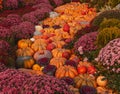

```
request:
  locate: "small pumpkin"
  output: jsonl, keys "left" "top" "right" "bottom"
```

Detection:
{"left": 33, "top": 50, "right": 52, "bottom": 61}
{"left": 17, "top": 39, "right": 33, "bottom": 49}
{"left": 31, "top": 39, "right": 47, "bottom": 52}
{"left": 16, "top": 56, "right": 32, "bottom": 68}
{"left": 52, "top": 48, "right": 71, "bottom": 58}
{"left": 32, "top": 64, "right": 43, "bottom": 71}
{"left": 96, "top": 76, "right": 108, "bottom": 87}
{"left": 77, "top": 61, "right": 92, "bottom": 67}
{"left": 96, "top": 87, "right": 113, "bottom": 94}
{"left": 50, "top": 57, "right": 66, "bottom": 68}
{"left": 16, "top": 47, "right": 34, "bottom": 57}
{"left": 55, "top": 65, "right": 78, "bottom": 78}
{"left": 74, "top": 74, "right": 96, "bottom": 88}
{"left": 69, "top": 54, "right": 80, "bottom": 63}
{"left": 18, "top": 68, "right": 43, "bottom": 75}
{"left": 24, "top": 58, "right": 35, "bottom": 69}
{"left": 52, "top": 40, "right": 65, "bottom": 48}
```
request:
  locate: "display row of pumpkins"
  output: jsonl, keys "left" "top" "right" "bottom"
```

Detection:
{"left": 15, "top": 2, "right": 113, "bottom": 94}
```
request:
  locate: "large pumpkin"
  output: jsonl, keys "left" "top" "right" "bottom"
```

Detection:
{"left": 55, "top": 65, "right": 78, "bottom": 78}
{"left": 17, "top": 39, "right": 33, "bottom": 49}
{"left": 31, "top": 39, "right": 47, "bottom": 52}
{"left": 16, "top": 47, "right": 34, "bottom": 57}
{"left": 33, "top": 50, "right": 52, "bottom": 61}
{"left": 50, "top": 57, "right": 66, "bottom": 68}
{"left": 52, "top": 48, "right": 71, "bottom": 57}
{"left": 74, "top": 74, "right": 97, "bottom": 88}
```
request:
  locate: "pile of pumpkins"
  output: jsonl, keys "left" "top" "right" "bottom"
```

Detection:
{"left": 16, "top": 2, "right": 114, "bottom": 94}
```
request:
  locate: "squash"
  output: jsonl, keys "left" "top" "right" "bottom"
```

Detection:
{"left": 50, "top": 57, "right": 66, "bottom": 68}
{"left": 74, "top": 74, "right": 96, "bottom": 88}
{"left": 52, "top": 48, "right": 71, "bottom": 57}
{"left": 24, "top": 58, "right": 35, "bottom": 69}
{"left": 32, "top": 64, "right": 43, "bottom": 71}
{"left": 69, "top": 54, "right": 80, "bottom": 63}
{"left": 96, "top": 76, "right": 108, "bottom": 87}
{"left": 96, "top": 87, "right": 113, "bottom": 94}
{"left": 18, "top": 68, "right": 43, "bottom": 75}
{"left": 52, "top": 40, "right": 65, "bottom": 48}
{"left": 33, "top": 50, "right": 52, "bottom": 61}
{"left": 17, "top": 39, "right": 33, "bottom": 49}
{"left": 16, "top": 56, "right": 32, "bottom": 68}
{"left": 77, "top": 61, "right": 92, "bottom": 67}
{"left": 31, "top": 39, "right": 47, "bottom": 52}
{"left": 55, "top": 65, "right": 78, "bottom": 78}
{"left": 16, "top": 47, "right": 34, "bottom": 57}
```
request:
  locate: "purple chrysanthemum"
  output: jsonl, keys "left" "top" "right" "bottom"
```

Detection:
{"left": 10, "top": 21, "right": 35, "bottom": 39}
{"left": 0, "top": 40, "right": 10, "bottom": 51}
{"left": 22, "top": 12, "right": 39, "bottom": 25}
{"left": 74, "top": 32, "right": 98, "bottom": 53}
{"left": 0, "top": 26, "right": 11, "bottom": 39}
{"left": 97, "top": 38, "right": 120, "bottom": 73}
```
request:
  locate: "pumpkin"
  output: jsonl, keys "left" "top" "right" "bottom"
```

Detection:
{"left": 24, "top": 58, "right": 35, "bottom": 69}
{"left": 32, "top": 64, "right": 43, "bottom": 71}
{"left": 31, "top": 39, "right": 47, "bottom": 52}
{"left": 69, "top": 54, "right": 80, "bottom": 63}
{"left": 18, "top": 68, "right": 43, "bottom": 75}
{"left": 50, "top": 57, "right": 66, "bottom": 68}
{"left": 74, "top": 74, "right": 96, "bottom": 88}
{"left": 96, "top": 76, "right": 108, "bottom": 87}
{"left": 17, "top": 39, "right": 33, "bottom": 49}
{"left": 33, "top": 50, "right": 52, "bottom": 61}
{"left": 69, "top": 85, "right": 79, "bottom": 94}
{"left": 77, "top": 61, "right": 92, "bottom": 68}
{"left": 52, "top": 40, "right": 65, "bottom": 48}
{"left": 16, "top": 47, "right": 34, "bottom": 57}
{"left": 52, "top": 48, "right": 71, "bottom": 58}
{"left": 96, "top": 87, "right": 113, "bottom": 94}
{"left": 16, "top": 56, "right": 32, "bottom": 68}
{"left": 55, "top": 65, "right": 78, "bottom": 78}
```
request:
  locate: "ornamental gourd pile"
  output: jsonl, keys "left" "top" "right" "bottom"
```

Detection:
{"left": 15, "top": 2, "right": 116, "bottom": 94}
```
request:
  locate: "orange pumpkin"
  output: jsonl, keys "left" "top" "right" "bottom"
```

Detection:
{"left": 32, "top": 64, "right": 43, "bottom": 71}
{"left": 52, "top": 48, "right": 71, "bottom": 57}
{"left": 24, "top": 58, "right": 35, "bottom": 69}
{"left": 55, "top": 65, "right": 78, "bottom": 78}
{"left": 33, "top": 50, "right": 52, "bottom": 61}
{"left": 18, "top": 68, "right": 43, "bottom": 75}
{"left": 96, "top": 76, "right": 108, "bottom": 87}
{"left": 70, "top": 54, "right": 80, "bottom": 63}
{"left": 52, "top": 40, "right": 65, "bottom": 48}
{"left": 16, "top": 47, "right": 34, "bottom": 56}
{"left": 31, "top": 39, "right": 47, "bottom": 52}
{"left": 74, "top": 74, "right": 97, "bottom": 88}
{"left": 50, "top": 57, "right": 66, "bottom": 68}
{"left": 77, "top": 61, "right": 92, "bottom": 67}
{"left": 17, "top": 39, "right": 33, "bottom": 49}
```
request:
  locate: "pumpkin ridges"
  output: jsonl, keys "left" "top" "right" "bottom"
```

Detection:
{"left": 50, "top": 57, "right": 66, "bottom": 68}
{"left": 16, "top": 47, "right": 34, "bottom": 56}
{"left": 74, "top": 74, "right": 96, "bottom": 88}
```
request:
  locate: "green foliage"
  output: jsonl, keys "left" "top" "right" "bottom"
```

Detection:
{"left": 91, "top": 10, "right": 120, "bottom": 27}
{"left": 92, "top": 61, "right": 120, "bottom": 93}
{"left": 48, "top": 0, "right": 57, "bottom": 8}
{"left": 96, "top": 27, "right": 120, "bottom": 48}
{"left": 107, "top": 0, "right": 120, "bottom": 8}
{"left": 63, "top": 0, "right": 71, "bottom": 3}
{"left": 99, "top": 18, "right": 120, "bottom": 30}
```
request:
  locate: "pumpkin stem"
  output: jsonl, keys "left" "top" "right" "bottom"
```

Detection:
{"left": 101, "top": 77, "right": 107, "bottom": 81}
